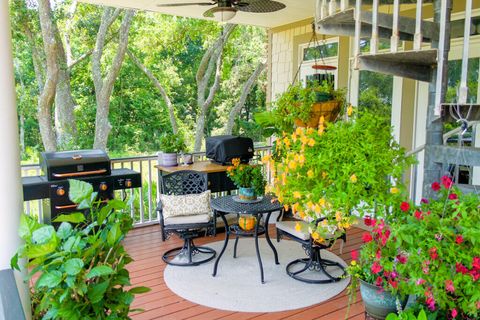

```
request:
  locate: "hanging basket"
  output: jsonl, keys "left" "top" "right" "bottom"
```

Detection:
{"left": 294, "top": 100, "right": 341, "bottom": 127}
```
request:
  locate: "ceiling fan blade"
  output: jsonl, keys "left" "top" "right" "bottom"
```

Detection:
{"left": 157, "top": 1, "right": 216, "bottom": 7}
{"left": 236, "top": 0, "right": 285, "bottom": 13}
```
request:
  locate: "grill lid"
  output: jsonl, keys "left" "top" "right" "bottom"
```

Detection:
{"left": 41, "top": 149, "right": 110, "bottom": 166}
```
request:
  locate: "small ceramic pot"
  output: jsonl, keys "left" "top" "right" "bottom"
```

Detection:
{"left": 359, "top": 279, "right": 407, "bottom": 319}
{"left": 239, "top": 187, "right": 256, "bottom": 201}
{"left": 182, "top": 153, "right": 193, "bottom": 165}
{"left": 160, "top": 152, "right": 178, "bottom": 167}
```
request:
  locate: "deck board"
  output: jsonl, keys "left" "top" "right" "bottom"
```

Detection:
{"left": 126, "top": 224, "right": 365, "bottom": 319}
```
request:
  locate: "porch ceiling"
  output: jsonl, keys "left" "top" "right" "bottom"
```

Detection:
{"left": 79, "top": 0, "right": 315, "bottom": 28}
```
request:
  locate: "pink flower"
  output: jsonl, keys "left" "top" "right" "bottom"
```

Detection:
{"left": 421, "top": 198, "right": 429, "bottom": 204}
{"left": 441, "top": 175, "right": 453, "bottom": 189}
{"left": 456, "top": 263, "right": 468, "bottom": 274}
{"left": 455, "top": 235, "right": 464, "bottom": 244}
{"left": 396, "top": 254, "right": 407, "bottom": 264}
{"left": 388, "top": 278, "right": 398, "bottom": 289}
{"left": 470, "top": 270, "right": 479, "bottom": 281}
{"left": 376, "top": 249, "right": 382, "bottom": 260}
{"left": 400, "top": 201, "right": 410, "bottom": 212}
{"left": 362, "top": 232, "right": 373, "bottom": 243}
{"left": 426, "top": 296, "right": 436, "bottom": 311}
{"left": 429, "top": 247, "right": 438, "bottom": 260}
{"left": 448, "top": 193, "right": 458, "bottom": 200}
{"left": 414, "top": 210, "right": 423, "bottom": 220}
{"left": 416, "top": 278, "right": 426, "bottom": 285}
{"left": 375, "top": 276, "right": 383, "bottom": 287}
{"left": 390, "top": 271, "right": 398, "bottom": 279}
{"left": 351, "top": 249, "right": 359, "bottom": 261}
{"left": 371, "top": 261, "right": 382, "bottom": 274}
{"left": 473, "top": 257, "right": 480, "bottom": 270}
{"left": 431, "top": 182, "right": 441, "bottom": 191}
{"left": 445, "top": 279, "right": 455, "bottom": 293}
{"left": 451, "top": 308, "right": 458, "bottom": 318}
{"left": 364, "top": 216, "right": 375, "bottom": 226}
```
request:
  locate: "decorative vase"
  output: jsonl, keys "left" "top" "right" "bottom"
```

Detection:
{"left": 239, "top": 187, "right": 256, "bottom": 201}
{"left": 238, "top": 215, "right": 256, "bottom": 231}
{"left": 359, "top": 279, "right": 407, "bottom": 319}
{"left": 160, "top": 152, "right": 178, "bottom": 167}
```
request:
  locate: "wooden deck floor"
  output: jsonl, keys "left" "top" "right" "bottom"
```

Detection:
{"left": 125, "top": 224, "right": 365, "bottom": 320}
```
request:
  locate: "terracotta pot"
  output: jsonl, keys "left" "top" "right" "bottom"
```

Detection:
{"left": 359, "top": 279, "right": 407, "bottom": 319}
{"left": 294, "top": 100, "right": 341, "bottom": 128}
{"left": 238, "top": 215, "right": 256, "bottom": 231}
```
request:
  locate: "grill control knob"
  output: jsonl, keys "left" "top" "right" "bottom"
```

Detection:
{"left": 125, "top": 179, "right": 132, "bottom": 188}
{"left": 56, "top": 188, "right": 65, "bottom": 196}
{"left": 99, "top": 183, "right": 108, "bottom": 191}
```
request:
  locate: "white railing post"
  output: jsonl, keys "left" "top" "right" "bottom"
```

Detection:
{"left": 458, "top": 0, "right": 473, "bottom": 104}
{"left": 371, "top": 0, "right": 379, "bottom": 54}
{"left": 321, "top": 0, "right": 329, "bottom": 19}
{"left": 434, "top": 0, "right": 448, "bottom": 116}
{"left": 414, "top": 0, "right": 423, "bottom": 50}
{"left": 328, "top": 0, "right": 337, "bottom": 16}
{"left": 390, "top": 0, "right": 400, "bottom": 53}
{"left": 354, "top": 0, "right": 362, "bottom": 69}
{"left": 340, "top": 0, "right": 349, "bottom": 11}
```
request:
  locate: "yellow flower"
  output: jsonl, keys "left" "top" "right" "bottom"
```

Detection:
{"left": 390, "top": 187, "right": 399, "bottom": 194}
{"left": 284, "top": 204, "right": 289, "bottom": 211}
{"left": 298, "top": 154, "right": 305, "bottom": 164}
{"left": 292, "top": 203, "right": 299, "bottom": 213}
{"left": 293, "top": 191, "right": 301, "bottom": 199}
{"left": 321, "top": 219, "right": 328, "bottom": 226}
{"left": 300, "top": 135, "right": 309, "bottom": 145}
{"left": 318, "top": 124, "right": 325, "bottom": 135}
{"left": 322, "top": 171, "right": 328, "bottom": 179}
{"left": 299, "top": 211, "right": 306, "bottom": 219}
{"left": 295, "top": 222, "right": 302, "bottom": 231}
{"left": 311, "top": 232, "right": 320, "bottom": 240}
{"left": 307, "top": 169, "right": 314, "bottom": 178}
{"left": 307, "top": 138, "right": 315, "bottom": 147}
{"left": 232, "top": 158, "right": 241, "bottom": 167}
{"left": 314, "top": 204, "right": 322, "bottom": 214}
{"left": 306, "top": 128, "right": 315, "bottom": 135}
{"left": 319, "top": 116, "right": 325, "bottom": 125}
{"left": 350, "top": 260, "right": 357, "bottom": 266}
{"left": 350, "top": 174, "right": 357, "bottom": 183}
{"left": 319, "top": 198, "right": 326, "bottom": 207}
{"left": 261, "top": 154, "right": 271, "bottom": 164}
{"left": 347, "top": 105, "right": 354, "bottom": 116}
{"left": 288, "top": 160, "right": 297, "bottom": 170}
{"left": 278, "top": 194, "right": 284, "bottom": 203}
{"left": 306, "top": 200, "right": 314, "bottom": 209}
{"left": 295, "top": 127, "right": 304, "bottom": 136}
{"left": 335, "top": 211, "right": 342, "bottom": 222}
{"left": 291, "top": 132, "right": 297, "bottom": 142}
{"left": 283, "top": 137, "right": 291, "bottom": 148}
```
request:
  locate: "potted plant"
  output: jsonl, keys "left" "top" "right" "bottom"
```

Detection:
{"left": 226, "top": 158, "right": 266, "bottom": 201}
{"left": 391, "top": 176, "right": 480, "bottom": 319}
{"left": 158, "top": 132, "right": 186, "bottom": 167}
{"left": 11, "top": 179, "right": 150, "bottom": 319}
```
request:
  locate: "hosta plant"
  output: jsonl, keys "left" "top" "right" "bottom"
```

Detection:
{"left": 11, "top": 180, "right": 150, "bottom": 319}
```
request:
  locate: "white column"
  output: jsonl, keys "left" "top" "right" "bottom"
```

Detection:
{"left": 0, "top": 0, "right": 30, "bottom": 317}
{"left": 391, "top": 76, "right": 403, "bottom": 143}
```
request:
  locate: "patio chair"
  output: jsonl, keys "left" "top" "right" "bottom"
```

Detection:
{"left": 276, "top": 217, "right": 346, "bottom": 283}
{"left": 157, "top": 170, "right": 216, "bottom": 266}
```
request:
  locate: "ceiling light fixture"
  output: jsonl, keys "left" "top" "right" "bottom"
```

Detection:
{"left": 211, "top": 7, "right": 237, "bottom": 22}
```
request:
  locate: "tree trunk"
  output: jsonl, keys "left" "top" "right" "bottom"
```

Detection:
{"left": 224, "top": 62, "right": 266, "bottom": 135}
{"left": 127, "top": 49, "right": 178, "bottom": 134}
{"left": 37, "top": 0, "right": 60, "bottom": 152}
{"left": 92, "top": 9, "right": 135, "bottom": 150}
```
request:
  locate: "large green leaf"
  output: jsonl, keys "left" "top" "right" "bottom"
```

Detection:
{"left": 68, "top": 179, "right": 93, "bottom": 204}
{"left": 26, "top": 239, "right": 57, "bottom": 259}
{"left": 129, "top": 286, "right": 151, "bottom": 294}
{"left": 86, "top": 265, "right": 114, "bottom": 279}
{"left": 87, "top": 280, "right": 110, "bottom": 304}
{"left": 56, "top": 222, "right": 73, "bottom": 239}
{"left": 18, "top": 214, "right": 41, "bottom": 239}
{"left": 107, "top": 223, "right": 121, "bottom": 246}
{"left": 36, "top": 270, "right": 63, "bottom": 288}
{"left": 53, "top": 213, "right": 85, "bottom": 224}
{"left": 64, "top": 258, "right": 84, "bottom": 276}
{"left": 32, "top": 225, "right": 55, "bottom": 244}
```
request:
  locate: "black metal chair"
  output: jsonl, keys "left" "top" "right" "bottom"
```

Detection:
{"left": 276, "top": 217, "right": 346, "bottom": 283}
{"left": 157, "top": 170, "right": 216, "bottom": 266}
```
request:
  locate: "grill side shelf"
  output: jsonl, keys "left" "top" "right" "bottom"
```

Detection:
{"left": 22, "top": 176, "right": 49, "bottom": 201}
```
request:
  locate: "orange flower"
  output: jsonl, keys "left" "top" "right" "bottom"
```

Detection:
{"left": 307, "top": 138, "right": 315, "bottom": 147}
{"left": 350, "top": 174, "right": 357, "bottom": 183}
{"left": 232, "top": 158, "right": 241, "bottom": 167}
{"left": 307, "top": 169, "right": 314, "bottom": 178}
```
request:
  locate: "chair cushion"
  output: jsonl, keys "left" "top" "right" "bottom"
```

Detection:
{"left": 160, "top": 190, "right": 211, "bottom": 219}
{"left": 164, "top": 213, "right": 211, "bottom": 226}
{"left": 276, "top": 220, "right": 310, "bottom": 240}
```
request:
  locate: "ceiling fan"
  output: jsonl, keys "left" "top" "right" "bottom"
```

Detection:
{"left": 157, "top": 0, "right": 286, "bottom": 22}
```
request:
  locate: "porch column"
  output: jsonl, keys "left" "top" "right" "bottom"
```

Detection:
{"left": 0, "top": 0, "right": 30, "bottom": 317}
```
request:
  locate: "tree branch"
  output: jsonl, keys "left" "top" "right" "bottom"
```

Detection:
{"left": 127, "top": 49, "right": 178, "bottom": 134}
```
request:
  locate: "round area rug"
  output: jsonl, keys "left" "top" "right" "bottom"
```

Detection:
{"left": 163, "top": 239, "right": 350, "bottom": 312}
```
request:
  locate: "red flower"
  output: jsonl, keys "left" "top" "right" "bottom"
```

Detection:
{"left": 431, "top": 181, "right": 441, "bottom": 191}
{"left": 400, "top": 201, "right": 410, "bottom": 212}
{"left": 421, "top": 198, "right": 429, "bottom": 204}
{"left": 414, "top": 210, "right": 423, "bottom": 220}
{"left": 396, "top": 254, "right": 407, "bottom": 264}
{"left": 470, "top": 270, "right": 479, "bottom": 281}
{"left": 455, "top": 235, "right": 464, "bottom": 244}
{"left": 429, "top": 247, "right": 438, "bottom": 260}
{"left": 375, "top": 276, "right": 383, "bottom": 287}
{"left": 362, "top": 232, "right": 373, "bottom": 243}
{"left": 376, "top": 249, "right": 382, "bottom": 259}
{"left": 364, "top": 216, "right": 373, "bottom": 226}
{"left": 441, "top": 175, "right": 453, "bottom": 189}
{"left": 448, "top": 193, "right": 458, "bottom": 200}
{"left": 388, "top": 278, "right": 398, "bottom": 289}
{"left": 371, "top": 261, "right": 382, "bottom": 274}
{"left": 426, "top": 296, "right": 436, "bottom": 311}
{"left": 456, "top": 263, "right": 469, "bottom": 274}
{"left": 452, "top": 308, "right": 458, "bottom": 318}
{"left": 445, "top": 279, "right": 455, "bottom": 293}
{"left": 473, "top": 257, "right": 480, "bottom": 270}
{"left": 351, "top": 249, "right": 359, "bottom": 261}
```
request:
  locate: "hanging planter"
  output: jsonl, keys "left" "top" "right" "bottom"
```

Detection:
{"left": 294, "top": 100, "right": 341, "bottom": 127}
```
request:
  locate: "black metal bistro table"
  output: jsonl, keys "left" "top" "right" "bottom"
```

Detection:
{"left": 211, "top": 195, "right": 283, "bottom": 283}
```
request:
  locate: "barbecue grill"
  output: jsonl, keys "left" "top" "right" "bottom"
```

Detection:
{"left": 22, "top": 150, "right": 141, "bottom": 224}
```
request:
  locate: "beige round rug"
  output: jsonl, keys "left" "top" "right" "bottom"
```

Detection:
{"left": 163, "top": 238, "right": 350, "bottom": 312}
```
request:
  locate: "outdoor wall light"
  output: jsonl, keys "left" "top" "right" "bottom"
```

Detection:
{"left": 211, "top": 7, "right": 237, "bottom": 21}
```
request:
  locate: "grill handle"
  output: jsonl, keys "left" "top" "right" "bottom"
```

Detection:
{"left": 55, "top": 199, "right": 109, "bottom": 210}
{"left": 52, "top": 169, "right": 107, "bottom": 178}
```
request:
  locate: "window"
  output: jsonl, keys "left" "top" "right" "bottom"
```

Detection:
{"left": 298, "top": 39, "right": 339, "bottom": 89}
{"left": 445, "top": 58, "right": 479, "bottom": 104}
{"left": 303, "top": 42, "right": 338, "bottom": 61}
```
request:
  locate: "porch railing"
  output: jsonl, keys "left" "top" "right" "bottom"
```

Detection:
{"left": 21, "top": 146, "right": 272, "bottom": 228}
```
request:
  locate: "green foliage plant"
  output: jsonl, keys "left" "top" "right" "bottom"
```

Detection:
{"left": 265, "top": 110, "right": 414, "bottom": 241}
{"left": 226, "top": 158, "right": 266, "bottom": 196}
{"left": 159, "top": 132, "right": 186, "bottom": 154}
{"left": 392, "top": 176, "right": 480, "bottom": 319}
{"left": 386, "top": 309, "right": 429, "bottom": 320}
{"left": 11, "top": 180, "right": 150, "bottom": 320}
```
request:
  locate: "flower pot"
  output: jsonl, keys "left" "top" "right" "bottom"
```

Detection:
{"left": 160, "top": 152, "right": 178, "bottom": 167}
{"left": 239, "top": 187, "right": 256, "bottom": 201}
{"left": 359, "top": 280, "right": 407, "bottom": 319}
{"left": 181, "top": 153, "right": 193, "bottom": 165}
{"left": 294, "top": 100, "right": 341, "bottom": 127}
{"left": 238, "top": 215, "right": 256, "bottom": 231}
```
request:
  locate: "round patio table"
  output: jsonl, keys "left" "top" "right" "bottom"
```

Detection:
{"left": 211, "top": 195, "right": 283, "bottom": 283}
